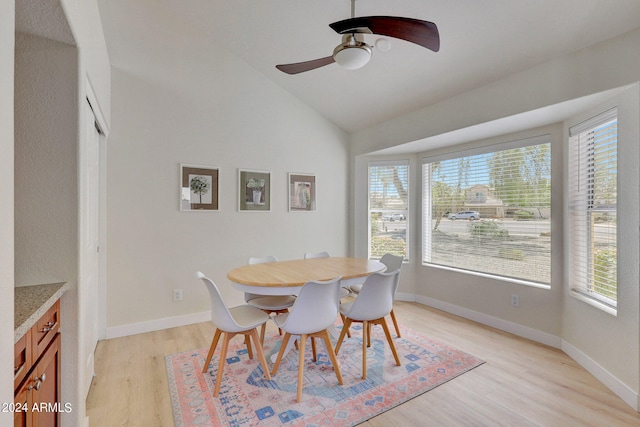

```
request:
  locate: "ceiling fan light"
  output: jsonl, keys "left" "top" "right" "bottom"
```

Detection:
{"left": 333, "top": 45, "right": 372, "bottom": 70}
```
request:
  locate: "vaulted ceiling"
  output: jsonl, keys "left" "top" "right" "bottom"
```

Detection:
{"left": 97, "top": 0, "right": 640, "bottom": 134}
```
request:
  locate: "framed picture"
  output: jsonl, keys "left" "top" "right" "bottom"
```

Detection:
{"left": 289, "top": 173, "right": 316, "bottom": 212}
{"left": 238, "top": 169, "right": 271, "bottom": 212}
{"left": 180, "top": 164, "right": 219, "bottom": 211}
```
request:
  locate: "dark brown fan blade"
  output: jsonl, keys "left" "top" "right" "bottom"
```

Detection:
{"left": 330, "top": 16, "right": 440, "bottom": 52}
{"left": 276, "top": 56, "right": 335, "bottom": 74}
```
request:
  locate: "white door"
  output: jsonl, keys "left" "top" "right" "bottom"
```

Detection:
{"left": 81, "top": 100, "right": 101, "bottom": 399}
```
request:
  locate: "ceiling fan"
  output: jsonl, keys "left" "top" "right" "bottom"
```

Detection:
{"left": 275, "top": 0, "right": 440, "bottom": 75}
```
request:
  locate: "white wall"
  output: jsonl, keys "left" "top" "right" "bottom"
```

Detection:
{"left": 60, "top": 0, "right": 111, "bottom": 126}
{"left": 415, "top": 124, "right": 565, "bottom": 339}
{"left": 106, "top": 51, "right": 350, "bottom": 333}
{"left": 562, "top": 87, "right": 640, "bottom": 404}
{"left": 352, "top": 28, "right": 640, "bottom": 155}
{"left": 352, "top": 28, "right": 640, "bottom": 407}
{"left": 0, "top": 2, "right": 15, "bottom": 422}
{"left": 14, "top": 32, "right": 78, "bottom": 287}
{"left": 10, "top": 1, "right": 111, "bottom": 426}
{"left": 14, "top": 31, "right": 81, "bottom": 427}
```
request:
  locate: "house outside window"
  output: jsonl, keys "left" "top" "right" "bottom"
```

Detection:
{"left": 368, "top": 160, "right": 409, "bottom": 260}
{"left": 568, "top": 109, "right": 618, "bottom": 310}
{"left": 422, "top": 136, "right": 551, "bottom": 286}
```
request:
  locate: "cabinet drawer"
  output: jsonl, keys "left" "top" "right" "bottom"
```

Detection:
{"left": 14, "top": 329, "right": 32, "bottom": 392}
{"left": 32, "top": 333, "right": 61, "bottom": 427}
{"left": 14, "top": 378, "right": 30, "bottom": 427}
{"left": 14, "top": 333, "right": 61, "bottom": 427}
{"left": 32, "top": 300, "right": 60, "bottom": 362}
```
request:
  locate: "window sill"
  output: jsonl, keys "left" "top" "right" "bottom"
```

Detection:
{"left": 422, "top": 262, "right": 551, "bottom": 290}
{"left": 570, "top": 289, "right": 617, "bottom": 316}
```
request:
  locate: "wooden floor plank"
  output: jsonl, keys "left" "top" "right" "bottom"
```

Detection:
{"left": 86, "top": 302, "right": 640, "bottom": 426}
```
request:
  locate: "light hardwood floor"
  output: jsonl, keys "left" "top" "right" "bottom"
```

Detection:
{"left": 86, "top": 302, "right": 640, "bottom": 426}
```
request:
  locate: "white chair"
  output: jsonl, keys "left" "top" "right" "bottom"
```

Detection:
{"left": 271, "top": 277, "right": 344, "bottom": 402}
{"left": 303, "top": 251, "right": 330, "bottom": 259}
{"left": 304, "top": 251, "right": 350, "bottom": 299}
{"left": 349, "top": 253, "right": 403, "bottom": 337}
{"left": 335, "top": 270, "right": 401, "bottom": 380}
{"left": 245, "top": 256, "right": 296, "bottom": 344}
{"left": 196, "top": 271, "right": 271, "bottom": 397}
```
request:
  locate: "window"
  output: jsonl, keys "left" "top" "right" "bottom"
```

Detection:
{"left": 422, "top": 136, "right": 551, "bottom": 285}
{"left": 368, "top": 160, "right": 409, "bottom": 260}
{"left": 568, "top": 109, "right": 617, "bottom": 309}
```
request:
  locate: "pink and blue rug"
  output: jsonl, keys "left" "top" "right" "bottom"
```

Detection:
{"left": 165, "top": 324, "right": 484, "bottom": 426}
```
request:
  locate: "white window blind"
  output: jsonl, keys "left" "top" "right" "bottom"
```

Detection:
{"left": 568, "top": 109, "right": 617, "bottom": 308}
{"left": 423, "top": 137, "right": 551, "bottom": 285}
{"left": 368, "top": 160, "right": 409, "bottom": 260}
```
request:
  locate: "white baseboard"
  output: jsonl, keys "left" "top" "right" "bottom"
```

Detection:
{"left": 102, "top": 295, "right": 639, "bottom": 412}
{"left": 416, "top": 295, "right": 562, "bottom": 348}
{"left": 104, "top": 295, "right": 416, "bottom": 338}
{"left": 562, "top": 340, "right": 638, "bottom": 411}
{"left": 395, "top": 292, "right": 416, "bottom": 302}
{"left": 105, "top": 311, "right": 210, "bottom": 339}
{"left": 415, "top": 295, "right": 638, "bottom": 412}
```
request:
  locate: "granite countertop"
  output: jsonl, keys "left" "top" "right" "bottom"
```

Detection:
{"left": 15, "top": 282, "right": 69, "bottom": 343}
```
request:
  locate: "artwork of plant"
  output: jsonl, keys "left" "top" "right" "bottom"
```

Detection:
{"left": 181, "top": 165, "right": 219, "bottom": 211}
{"left": 239, "top": 170, "right": 270, "bottom": 211}
{"left": 190, "top": 176, "right": 210, "bottom": 203}
{"left": 246, "top": 178, "right": 265, "bottom": 191}
{"left": 288, "top": 173, "right": 316, "bottom": 212}
{"left": 297, "top": 182, "right": 311, "bottom": 208}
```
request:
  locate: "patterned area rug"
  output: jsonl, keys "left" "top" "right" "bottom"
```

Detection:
{"left": 166, "top": 324, "right": 484, "bottom": 426}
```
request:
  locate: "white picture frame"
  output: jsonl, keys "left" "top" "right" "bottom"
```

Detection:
{"left": 288, "top": 173, "right": 316, "bottom": 212}
{"left": 238, "top": 169, "right": 271, "bottom": 212}
{"left": 180, "top": 164, "right": 219, "bottom": 211}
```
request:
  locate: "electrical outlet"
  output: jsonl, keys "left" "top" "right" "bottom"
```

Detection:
{"left": 173, "top": 289, "right": 183, "bottom": 302}
{"left": 511, "top": 294, "right": 520, "bottom": 307}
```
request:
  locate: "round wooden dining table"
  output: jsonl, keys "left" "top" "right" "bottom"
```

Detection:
{"left": 227, "top": 257, "right": 385, "bottom": 295}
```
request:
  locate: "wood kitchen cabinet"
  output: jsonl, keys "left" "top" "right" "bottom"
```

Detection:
{"left": 13, "top": 329, "right": 31, "bottom": 392}
{"left": 14, "top": 300, "right": 61, "bottom": 427}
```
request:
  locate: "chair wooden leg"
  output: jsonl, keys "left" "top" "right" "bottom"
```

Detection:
{"left": 340, "top": 313, "right": 351, "bottom": 338}
{"left": 202, "top": 329, "right": 222, "bottom": 373}
{"left": 320, "top": 330, "right": 343, "bottom": 386}
{"left": 296, "top": 334, "right": 308, "bottom": 402}
{"left": 244, "top": 334, "right": 254, "bottom": 359}
{"left": 379, "top": 317, "right": 401, "bottom": 366}
{"left": 335, "top": 318, "right": 352, "bottom": 354}
{"left": 260, "top": 322, "right": 267, "bottom": 346}
{"left": 213, "top": 332, "right": 233, "bottom": 397}
{"left": 311, "top": 337, "right": 317, "bottom": 362}
{"left": 249, "top": 328, "right": 271, "bottom": 380}
{"left": 390, "top": 308, "right": 401, "bottom": 337}
{"left": 271, "top": 333, "right": 291, "bottom": 375}
{"left": 362, "top": 320, "right": 368, "bottom": 380}
{"left": 367, "top": 322, "right": 372, "bottom": 347}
